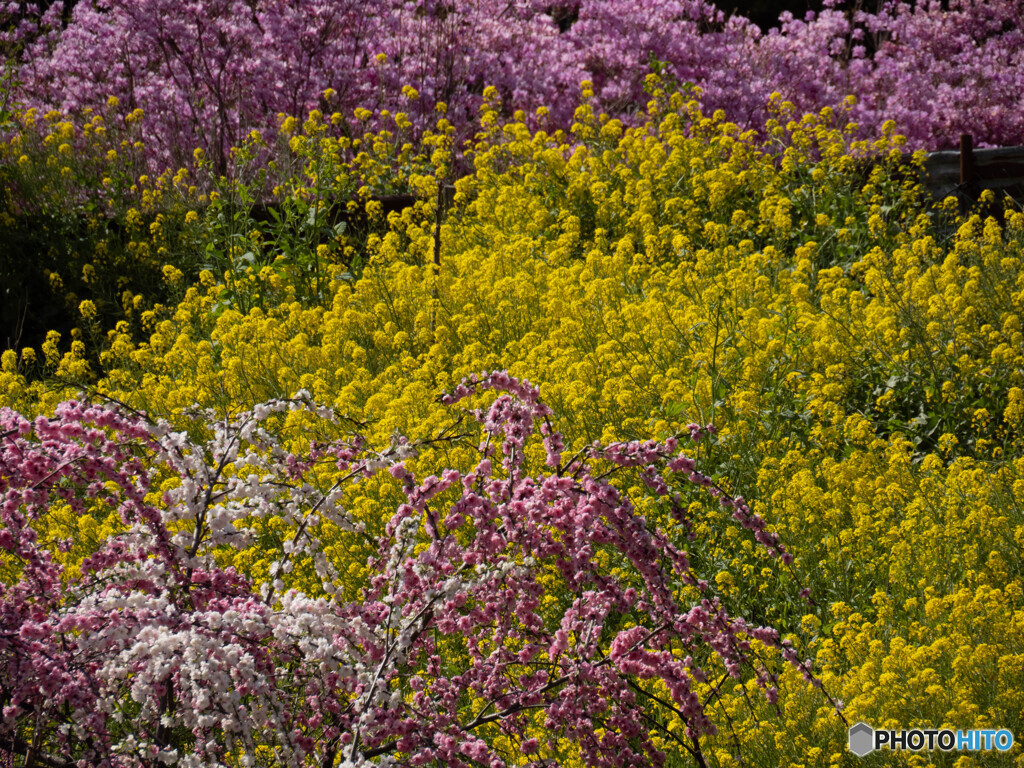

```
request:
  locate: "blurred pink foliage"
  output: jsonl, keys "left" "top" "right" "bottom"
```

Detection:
{"left": 4, "top": 0, "right": 1022, "bottom": 168}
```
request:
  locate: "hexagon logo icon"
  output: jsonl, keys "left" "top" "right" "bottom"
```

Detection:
{"left": 849, "top": 722, "right": 874, "bottom": 756}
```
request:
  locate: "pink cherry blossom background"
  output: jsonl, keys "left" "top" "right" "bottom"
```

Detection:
{"left": 4, "top": 0, "right": 1022, "bottom": 172}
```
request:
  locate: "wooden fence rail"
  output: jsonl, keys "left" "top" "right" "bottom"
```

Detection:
{"left": 919, "top": 135, "right": 1024, "bottom": 215}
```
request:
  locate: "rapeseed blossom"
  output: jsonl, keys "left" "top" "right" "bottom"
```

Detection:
{"left": 3, "top": 82, "right": 1024, "bottom": 764}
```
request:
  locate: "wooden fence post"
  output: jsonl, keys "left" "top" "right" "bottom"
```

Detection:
{"left": 959, "top": 133, "right": 974, "bottom": 216}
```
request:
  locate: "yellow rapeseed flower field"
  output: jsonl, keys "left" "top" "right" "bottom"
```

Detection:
{"left": 3, "top": 78, "right": 1023, "bottom": 765}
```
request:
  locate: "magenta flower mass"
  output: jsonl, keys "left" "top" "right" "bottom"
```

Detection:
{"left": 4, "top": 0, "right": 1023, "bottom": 171}
{"left": 0, "top": 373, "right": 811, "bottom": 767}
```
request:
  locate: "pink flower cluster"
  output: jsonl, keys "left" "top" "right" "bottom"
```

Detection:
{"left": 2, "top": 374, "right": 808, "bottom": 766}
{"left": 4, "top": 0, "right": 1022, "bottom": 172}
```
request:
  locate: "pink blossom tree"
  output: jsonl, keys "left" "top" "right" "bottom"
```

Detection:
{"left": 5, "top": 0, "right": 1024, "bottom": 164}
{"left": 1, "top": 373, "right": 817, "bottom": 767}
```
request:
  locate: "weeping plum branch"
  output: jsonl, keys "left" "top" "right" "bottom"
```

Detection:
{"left": 1, "top": 372, "right": 824, "bottom": 767}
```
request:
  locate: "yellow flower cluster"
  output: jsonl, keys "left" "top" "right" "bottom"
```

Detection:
{"left": 4, "top": 79, "right": 1024, "bottom": 764}
{"left": 0, "top": 97, "right": 441, "bottom": 380}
